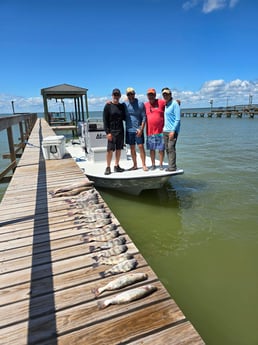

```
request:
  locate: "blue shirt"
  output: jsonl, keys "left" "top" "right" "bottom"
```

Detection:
{"left": 163, "top": 99, "right": 181, "bottom": 133}
{"left": 124, "top": 99, "right": 146, "bottom": 133}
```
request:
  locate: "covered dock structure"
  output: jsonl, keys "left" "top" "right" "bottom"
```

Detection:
{"left": 41, "top": 83, "right": 89, "bottom": 127}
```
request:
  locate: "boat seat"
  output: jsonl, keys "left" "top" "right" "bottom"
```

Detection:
{"left": 91, "top": 147, "right": 106, "bottom": 153}
{"left": 90, "top": 146, "right": 107, "bottom": 162}
{"left": 89, "top": 146, "right": 127, "bottom": 162}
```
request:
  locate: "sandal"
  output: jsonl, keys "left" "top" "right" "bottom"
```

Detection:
{"left": 143, "top": 166, "right": 149, "bottom": 171}
{"left": 128, "top": 166, "right": 137, "bottom": 171}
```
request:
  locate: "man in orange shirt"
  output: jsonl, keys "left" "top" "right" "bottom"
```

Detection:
{"left": 144, "top": 88, "right": 165, "bottom": 170}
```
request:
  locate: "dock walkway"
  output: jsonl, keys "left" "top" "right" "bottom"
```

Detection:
{"left": 0, "top": 118, "right": 205, "bottom": 345}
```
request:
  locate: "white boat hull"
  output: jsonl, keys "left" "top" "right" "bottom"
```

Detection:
{"left": 66, "top": 142, "right": 184, "bottom": 196}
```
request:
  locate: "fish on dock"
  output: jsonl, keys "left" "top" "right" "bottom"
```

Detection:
{"left": 93, "top": 252, "right": 134, "bottom": 267}
{"left": 89, "top": 236, "right": 126, "bottom": 253}
{"left": 74, "top": 211, "right": 110, "bottom": 222}
{"left": 99, "top": 258, "right": 138, "bottom": 277}
{"left": 91, "top": 244, "right": 127, "bottom": 259}
{"left": 49, "top": 180, "right": 94, "bottom": 196}
{"left": 97, "top": 284, "right": 157, "bottom": 309}
{"left": 49, "top": 186, "right": 94, "bottom": 197}
{"left": 76, "top": 218, "right": 112, "bottom": 230}
{"left": 92, "top": 272, "right": 148, "bottom": 297}
{"left": 86, "top": 223, "right": 118, "bottom": 236}
{"left": 81, "top": 230, "right": 119, "bottom": 243}
{"left": 89, "top": 237, "right": 127, "bottom": 252}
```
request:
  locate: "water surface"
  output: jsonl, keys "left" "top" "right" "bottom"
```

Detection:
{"left": 99, "top": 117, "right": 258, "bottom": 345}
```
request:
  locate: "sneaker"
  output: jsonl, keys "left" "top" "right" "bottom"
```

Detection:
{"left": 114, "top": 165, "right": 124, "bottom": 172}
{"left": 150, "top": 165, "right": 156, "bottom": 171}
{"left": 104, "top": 167, "right": 111, "bottom": 175}
{"left": 159, "top": 165, "right": 164, "bottom": 170}
{"left": 165, "top": 167, "right": 176, "bottom": 172}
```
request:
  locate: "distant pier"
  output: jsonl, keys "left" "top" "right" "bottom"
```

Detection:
{"left": 181, "top": 106, "right": 258, "bottom": 118}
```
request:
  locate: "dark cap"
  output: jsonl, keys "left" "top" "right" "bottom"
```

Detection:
{"left": 112, "top": 88, "right": 121, "bottom": 95}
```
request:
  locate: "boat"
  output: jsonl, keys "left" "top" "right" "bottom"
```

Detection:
{"left": 65, "top": 119, "right": 184, "bottom": 195}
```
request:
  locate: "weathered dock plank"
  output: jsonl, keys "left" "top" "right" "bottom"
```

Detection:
{"left": 0, "top": 118, "right": 205, "bottom": 345}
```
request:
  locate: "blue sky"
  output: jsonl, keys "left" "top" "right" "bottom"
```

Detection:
{"left": 0, "top": 0, "right": 257, "bottom": 113}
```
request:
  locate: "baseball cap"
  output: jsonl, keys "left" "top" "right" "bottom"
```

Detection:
{"left": 162, "top": 87, "right": 172, "bottom": 95}
{"left": 126, "top": 87, "right": 135, "bottom": 94}
{"left": 112, "top": 88, "right": 121, "bottom": 95}
{"left": 147, "top": 88, "right": 156, "bottom": 94}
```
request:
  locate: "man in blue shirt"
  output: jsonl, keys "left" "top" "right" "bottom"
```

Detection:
{"left": 124, "top": 87, "right": 148, "bottom": 171}
{"left": 162, "top": 87, "right": 181, "bottom": 171}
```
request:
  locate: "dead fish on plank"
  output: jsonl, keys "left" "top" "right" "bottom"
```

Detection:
{"left": 97, "top": 284, "right": 157, "bottom": 309}
{"left": 81, "top": 230, "right": 119, "bottom": 243}
{"left": 86, "top": 218, "right": 112, "bottom": 228}
{"left": 86, "top": 223, "right": 118, "bottom": 236}
{"left": 92, "top": 272, "right": 148, "bottom": 297}
{"left": 92, "top": 244, "right": 128, "bottom": 259}
{"left": 80, "top": 224, "right": 117, "bottom": 238}
{"left": 49, "top": 180, "right": 94, "bottom": 196}
{"left": 99, "top": 258, "right": 138, "bottom": 277}
{"left": 67, "top": 203, "right": 104, "bottom": 216}
{"left": 89, "top": 237, "right": 127, "bottom": 252}
{"left": 75, "top": 207, "right": 106, "bottom": 217}
{"left": 50, "top": 186, "right": 94, "bottom": 197}
{"left": 74, "top": 211, "right": 110, "bottom": 221}
{"left": 93, "top": 253, "right": 134, "bottom": 267}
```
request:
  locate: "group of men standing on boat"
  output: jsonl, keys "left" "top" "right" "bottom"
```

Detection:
{"left": 102, "top": 87, "right": 181, "bottom": 175}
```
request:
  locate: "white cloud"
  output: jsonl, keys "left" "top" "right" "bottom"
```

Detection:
{"left": 0, "top": 78, "right": 257, "bottom": 113}
{"left": 182, "top": 0, "right": 239, "bottom": 13}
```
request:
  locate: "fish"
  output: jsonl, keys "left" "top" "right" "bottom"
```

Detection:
{"left": 87, "top": 218, "right": 112, "bottom": 228}
{"left": 97, "top": 284, "right": 157, "bottom": 309}
{"left": 86, "top": 223, "right": 118, "bottom": 236}
{"left": 81, "top": 230, "right": 119, "bottom": 243}
{"left": 67, "top": 203, "right": 104, "bottom": 216}
{"left": 50, "top": 186, "right": 94, "bottom": 197}
{"left": 89, "top": 237, "right": 127, "bottom": 252}
{"left": 92, "top": 272, "right": 148, "bottom": 297}
{"left": 76, "top": 218, "right": 112, "bottom": 229}
{"left": 74, "top": 211, "right": 110, "bottom": 221}
{"left": 92, "top": 244, "right": 128, "bottom": 259}
{"left": 99, "top": 258, "right": 138, "bottom": 277}
{"left": 93, "top": 253, "right": 134, "bottom": 267}
{"left": 49, "top": 180, "right": 94, "bottom": 196}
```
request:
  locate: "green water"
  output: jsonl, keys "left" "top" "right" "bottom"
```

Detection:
{"left": 98, "top": 117, "right": 258, "bottom": 345}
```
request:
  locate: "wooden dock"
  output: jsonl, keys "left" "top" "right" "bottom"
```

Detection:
{"left": 0, "top": 118, "right": 205, "bottom": 345}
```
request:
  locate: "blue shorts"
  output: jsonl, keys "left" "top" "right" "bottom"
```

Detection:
{"left": 126, "top": 131, "right": 145, "bottom": 145}
{"left": 146, "top": 134, "right": 165, "bottom": 151}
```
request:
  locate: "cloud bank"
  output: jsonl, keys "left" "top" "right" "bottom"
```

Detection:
{"left": 183, "top": 0, "right": 239, "bottom": 13}
{"left": 0, "top": 78, "right": 257, "bottom": 114}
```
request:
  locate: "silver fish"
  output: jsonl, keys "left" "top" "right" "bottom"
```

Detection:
{"left": 75, "top": 211, "right": 110, "bottom": 221}
{"left": 87, "top": 218, "right": 112, "bottom": 228}
{"left": 93, "top": 253, "right": 134, "bottom": 267}
{"left": 82, "top": 230, "right": 119, "bottom": 243}
{"left": 92, "top": 244, "right": 127, "bottom": 259}
{"left": 76, "top": 218, "right": 112, "bottom": 229}
{"left": 99, "top": 259, "right": 138, "bottom": 277}
{"left": 49, "top": 180, "right": 94, "bottom": 195}
{"left": 92, "top": 272, "right": 148, "bottom": 297}
{"left": 87, "top": 223, "right": 117, "bottom": 236}
{"left": 50, "top": 186, "right": 94, "bottom": 197}
{"left": 89, "top": 237, "right": 127, "bottom": 252}
{"left": 97, "top": 284, "right": 157, "bottom": 309}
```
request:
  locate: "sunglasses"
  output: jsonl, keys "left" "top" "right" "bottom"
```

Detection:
{"left": 127, "top": 92, "right": 135, "bottom": 96}
{"left": 162, "top": 92, "right": 171, "bottom": 96}
{"left": 113, "top": 93, "right": 120, "bottom": 96}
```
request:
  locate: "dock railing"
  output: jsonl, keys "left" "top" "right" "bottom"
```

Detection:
{"left": 0, "top": 113, "right": 37, "bottom": 183}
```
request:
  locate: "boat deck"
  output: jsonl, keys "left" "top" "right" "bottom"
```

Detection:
{"left": 0, "top": 118, "right": 205, "bottom": 344}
